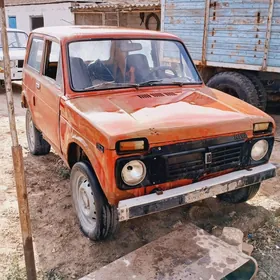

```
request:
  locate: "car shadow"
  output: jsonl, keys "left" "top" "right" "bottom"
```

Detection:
{"left": 24, "top": 150, "right": 278, "bottom": 278}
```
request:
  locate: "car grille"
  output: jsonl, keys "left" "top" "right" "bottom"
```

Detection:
{"left": 166, "top": 142, "right": 244, "bottom": 181}
{"left": 17, "top": 60, "right": 24, "bottom": 68}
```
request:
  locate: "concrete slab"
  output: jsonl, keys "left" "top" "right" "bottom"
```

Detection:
{"left": 80, "top": 224, "right": 257, "bottom": 280}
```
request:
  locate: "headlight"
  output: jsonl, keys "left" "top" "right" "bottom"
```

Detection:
{"left": 251, "top": 140, "right": 269, "bottom": 161}
{"left": 10, "top": 60, "right": 16, "bottom": 68}
{"left": 121, "top": 160, "right": 146, "bottom": 186}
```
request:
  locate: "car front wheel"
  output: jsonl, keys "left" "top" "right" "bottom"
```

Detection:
{"left": 70, "top": 161, "right": 119, "bottom": 241}
{"left": 217, "top": 183, "right": 261, "bottom": 204}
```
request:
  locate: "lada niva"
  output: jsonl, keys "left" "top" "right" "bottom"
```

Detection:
{"left": 22, "top": 26, "right": 276, "bottom": 240}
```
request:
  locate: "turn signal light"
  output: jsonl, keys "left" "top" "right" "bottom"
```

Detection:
{"left": 253, "top": 122, "right": 271, "bottom": 133}
{"left": 116, "top": 138, "right": 149, "bottom": 154}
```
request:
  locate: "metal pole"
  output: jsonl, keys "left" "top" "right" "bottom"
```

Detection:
{"left": 0, "top": 1, "right": 37, "bottom": 279}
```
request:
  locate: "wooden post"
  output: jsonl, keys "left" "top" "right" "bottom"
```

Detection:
{"left": 0, "top": 1, "right": 37, "bottom": 279}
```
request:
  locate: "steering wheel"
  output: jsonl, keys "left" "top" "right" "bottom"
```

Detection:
{"left": 145, "top": 66, "right": 178, "bottom": 80}
{"left": 88, "top": 59, "right": 114, "bottom": 81}
{"left": 9, "top": 41, "right": 17, "bottom": 47}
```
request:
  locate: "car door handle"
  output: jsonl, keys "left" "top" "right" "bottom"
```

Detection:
{"left": 36, "top": 81, "right": 41, "bottom": 89}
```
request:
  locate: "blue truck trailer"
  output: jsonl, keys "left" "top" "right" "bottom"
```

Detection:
{"left": 161, "top": 0, "right": 280, "bottom": 110}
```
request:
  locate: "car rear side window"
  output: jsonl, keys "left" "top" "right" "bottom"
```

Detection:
{"left": 27, "top": 38, "right": 44, "bottom": 72}
{"left": 43, "top": 40, "right": 62, "bottom": 87}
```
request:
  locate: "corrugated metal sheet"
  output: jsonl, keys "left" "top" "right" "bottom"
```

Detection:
{"left": 267, "top": 0, "right": 280, "bottom": 67}
{"left": 164, "top": 0, "right": 205, "bottom": 61}
{"left": 163, "top": 0, "right": 280, "bottom": 72}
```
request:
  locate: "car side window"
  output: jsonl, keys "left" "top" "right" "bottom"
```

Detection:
{"left": 27, "top": 37, "right": 44, "bottom": 72}
{"left": 43, "top": 40, "right": 62, "bottom": 88}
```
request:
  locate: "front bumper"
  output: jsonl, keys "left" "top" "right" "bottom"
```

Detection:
{"left": 118, "top": 163, "right": 276, "bottom": 221}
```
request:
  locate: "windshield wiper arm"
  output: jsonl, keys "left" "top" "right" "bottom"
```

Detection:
{"left": 84, "top": 81, "right": 115, "bottom": 90}
{"left": 138, "top": 80, "right": 163, "bottom": 86}
{"left": 84, "top": 81, "right": 140, "bottom": 91}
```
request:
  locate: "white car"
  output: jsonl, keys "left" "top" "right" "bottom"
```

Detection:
{"left": 0, "top": 28, "right": 28, "bottom": 87}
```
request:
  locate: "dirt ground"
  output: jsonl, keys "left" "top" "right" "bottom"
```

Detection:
{"left": 0, "top": 86, "right": 280, "bottom": 280}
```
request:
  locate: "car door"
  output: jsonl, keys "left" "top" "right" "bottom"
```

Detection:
{"left": 23, "top": 36, "right": 45, "bottom": 131}
{"left": 35, "top": 39, "right": 63, "bottom": 152}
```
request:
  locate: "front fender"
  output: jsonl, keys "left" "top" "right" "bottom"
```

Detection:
{"left": 61, "top": 116, "right": 117, "bottom": 204}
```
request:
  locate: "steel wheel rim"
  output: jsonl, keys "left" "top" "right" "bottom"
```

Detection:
{"left": 27, "top": 114, "right": 35, "bottom": 151}
{"left": 73, "top": 172, "right": 97, "bottom": 231}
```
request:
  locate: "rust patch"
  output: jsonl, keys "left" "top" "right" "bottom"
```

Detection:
{"left": 213, "top": 11, "right": 216, "bottom": 21}
{"left": 211, "top": 28, "right": 215, "bottom": 36}
{"left": 257, "top": 11, "right": 261, "bottom": 24}
{"left": 236, "top": 59, "right": 245, "bottom": 64}
{"left": 212, "top": 1, "right": 217, "bottom": 21}
{"left": 226, "top": 257, "right": 237, "bottom": 265}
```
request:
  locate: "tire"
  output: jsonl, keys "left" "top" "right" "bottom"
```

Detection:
{"left": 26, "top": 109, "right": 51, "bottom": 155}
{"left": 243, "top": 72, "right": 267, "bottom": 111}
{"left": 217, "top": 183, "right": 261, "bottom": 204}
{"left": 207, "top": 72, "right": 260, "bottom": 108}
{"left": 70, "top": 161, "right": 119, "bottom": 241}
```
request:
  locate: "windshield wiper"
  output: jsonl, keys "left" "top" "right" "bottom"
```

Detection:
{"left": 138, "top": 80, "right": 163, "bottom": 86}
{"left": 84, "top": 82, "right": 142, "bottom": 91}
{"left": 84, "top": 81, "right": 116, "bottom": 90}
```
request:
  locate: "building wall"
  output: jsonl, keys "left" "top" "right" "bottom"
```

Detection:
{"left": 75, "top": 11, "right": 161, "bottom": 31}
{"left": 5, "top": 2, "right": 74, "bottom": 34}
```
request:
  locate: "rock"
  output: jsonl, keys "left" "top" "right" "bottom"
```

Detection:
{"left": 172, "top": 220, "right": 183, "bottom": 229}
{"left": 220, "top": 227, "right": 244, "bottom": 252}
{"left": 211, "top": 226, "right": 223, "bottom": 237}
{"left": 242, "top": 242, "right": 254, "bottom": 256}
{"left": 275, "top": 207, "right": 280, "bottom": 217}
{"left": 229, "top": 211, "right": 236, "bottom": 218}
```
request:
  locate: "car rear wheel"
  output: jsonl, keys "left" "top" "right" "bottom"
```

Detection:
{"left": 207, "top": 72, "right": 260, "bottom": 108}
{"left": 26, "top": 109, "right": 51, "bottom": 155}
{"left": 217, "top": 183, "right": 261, "bottom": 204}
{"left": 70, "top": 161, "right": 119, "bottom": 241}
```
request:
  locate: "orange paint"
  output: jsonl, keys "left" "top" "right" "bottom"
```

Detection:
{"left": 22, "top": 26, "right": 275, "bottom": 206}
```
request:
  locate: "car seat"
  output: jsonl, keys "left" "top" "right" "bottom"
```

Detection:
{"left": 70, "top": 57, "right": 92, "bottom": 90}
{"left": 125, "top": 54, "right": 150, "bottom": 83}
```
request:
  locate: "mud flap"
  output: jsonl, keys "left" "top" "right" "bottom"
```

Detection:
{"left": 80, "top": 223, "right": 258, "bottom": 280}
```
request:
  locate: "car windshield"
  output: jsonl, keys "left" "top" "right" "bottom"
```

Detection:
{"left": 0, "top": 31, "right": 28, "bottom": 48}
{"left": 68, "top": 39, "right": 201, "bottom": 91}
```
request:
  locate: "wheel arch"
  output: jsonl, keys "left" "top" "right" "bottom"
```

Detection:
{"left": 67, "top": 140, "right": 91, "bottom": 169}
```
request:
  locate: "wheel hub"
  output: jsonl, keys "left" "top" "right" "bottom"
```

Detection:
{"left": 78, "top": 180, "right": 96, "bottom": 221}
{"left": 28, "top": 119, "right": 35, "bottom": 148}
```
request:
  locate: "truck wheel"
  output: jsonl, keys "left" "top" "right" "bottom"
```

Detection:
{"left": 217, "top": 183, "right": 260, "bottom": 204}
{"left": 243, "top": 73, "right": 267, "bottom": 111}
{"left": 207, "top": 72, "right": 260, "bottom": 108}
{"left": 70, "top": 161, "right": 119, "bottom": 241}
{"left": 26, "top": 109, "right": 51, "bottom": 155}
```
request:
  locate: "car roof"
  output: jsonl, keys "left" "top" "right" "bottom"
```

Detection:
{"left": 31, "top": 26, "right": 180, "bottom": 41}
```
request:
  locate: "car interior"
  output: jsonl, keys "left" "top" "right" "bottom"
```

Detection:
{"left": 69, "top": 41, "right": 152, "bottom": 90}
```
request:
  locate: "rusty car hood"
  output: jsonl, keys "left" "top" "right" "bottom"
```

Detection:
{"left": 66, "top": 86, "right": 273, "bottom": 149}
